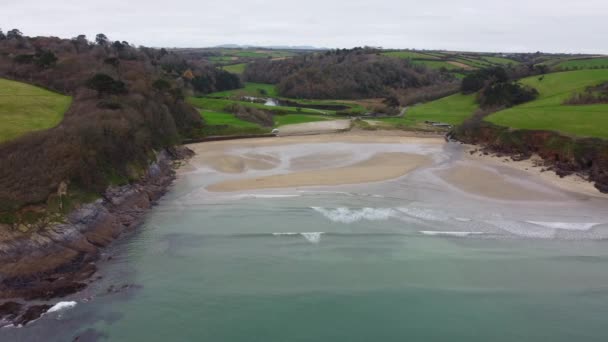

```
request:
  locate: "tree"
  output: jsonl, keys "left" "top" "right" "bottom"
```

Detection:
{"left": 153, "top": 79, "right": 171, "bottom": 92}
{"left": 6, "top": 29, "right": 23, "bottom": 40}
{"left": 112, "top": 41, "right": 125, "bottom": 51}
{"left": 35, "top": 50, "right": 58, "bottom": 68}
{"left": 95, "top": 33, "right": 109, "bottom": 45}
{"left": 86, "top": 73, "right": 127, "bottom": 96}
{"left": 0, "top": 29, "right": 6, "bottom": 40}
{"left": 71, "top": 35, "right": 89, "bottom": 53}
{"left": 383, "top": 95, "right": 400, "bottom": 108}
{"left": 104, "top": 57, "right": 120, "bottom": 68}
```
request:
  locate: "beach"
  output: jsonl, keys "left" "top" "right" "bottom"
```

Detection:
{"left": 6, "top": 130, "right": 608, "bottom": 341}
{"left": 184, "top": 131, "right": 607, "bottom": 201}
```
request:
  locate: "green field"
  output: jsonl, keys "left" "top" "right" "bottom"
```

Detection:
{"left": 0, "top": 78, "right": 72, "bottom": 143}
{"left": 223, "top": 63, "right": 247, "bottom": 74}
{"left": 382, "top": 51, "right": 438, "bottom": 60}
{"left": 556, "top": 57, "right": 608, "bottom": 70}
{"left": 486, "top": 69, "right": 608, "bottom": 138}
{"left": 380, "top": 93, "right": 478, "bottom": 128}
{"left": 203, "top": 82, "right": 366, "bottom": 114}
{"left": 189, "top": 97, "right": 337, "bottom": 116}
{"left": 481, "top": 56, "right": 519, "bottom": 66}
{"left": 207, "top": 82, "right": 279, "bottom": 98}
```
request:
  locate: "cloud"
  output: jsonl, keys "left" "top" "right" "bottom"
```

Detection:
{"left": 1, "top": 0, "right": 606, "bottom": 53}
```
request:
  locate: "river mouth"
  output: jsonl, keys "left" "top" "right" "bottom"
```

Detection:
{"left": 5, "top": 133, "right": 608, "bottom": 341}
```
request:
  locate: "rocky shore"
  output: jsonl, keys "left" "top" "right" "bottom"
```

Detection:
{"left": 452, "top": 122, "right": 608, "bottom": 193}
{"left": 0, "top": 147, "right": 192, "bottom": 327}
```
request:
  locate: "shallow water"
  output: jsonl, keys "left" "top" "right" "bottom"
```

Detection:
{"left": 4, "top": 141, "right": 608, "bottom": 341}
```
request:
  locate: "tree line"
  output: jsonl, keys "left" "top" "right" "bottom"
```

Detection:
{"left": 244, "top": 48, "right": 452, "bottom": 99}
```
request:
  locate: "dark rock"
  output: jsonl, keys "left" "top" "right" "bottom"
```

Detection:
{"left": 0, "top": 301, "right": 23, "bottom": 321}
{"left": 0, "top": 147, "right": 192, "bottom": 302}
{"left": 14, "top": 304, "right": 52, "bottom": 326}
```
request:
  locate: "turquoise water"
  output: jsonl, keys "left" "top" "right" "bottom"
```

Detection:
{"left": 5, "top": 193, "right": 608, "bottom": 341}
{"left": 4, "top": 141, "right": 608, "bottom": 341}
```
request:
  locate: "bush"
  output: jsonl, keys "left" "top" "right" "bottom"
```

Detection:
{"left": 477, "top": 82, "right": 538, "bottom": 108}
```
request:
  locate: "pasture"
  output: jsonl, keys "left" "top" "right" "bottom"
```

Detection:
{"left": 486, "top": 69, "right": 608, "bottom": 138}
{"left": 0, "top": 78, "right": 72, "bottom": 143}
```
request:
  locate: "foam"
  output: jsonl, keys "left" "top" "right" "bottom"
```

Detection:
{"left": 235, "top": 194, "right": 300, "bottom": 199}
{"left": 489, "top": 220, "right": 555, "bottom": 239}
{"left": 420, "top": 231, "right": 484, "bottom": 237}
{"left": 47, "top": 301, "right": 77, "bottom": 313}
{"left": 300, "top": 232, "right": 324, "bottom": 243}
{"left": 311, "top": 207, "right": 396, "bottom": 224}
{"left": 397, "top": 207, "right": 450, "bottom": 222}
{"left": 526, "top": 221, "right": 601, "bottom": 231}
{"left": 272, "top": 232, "right": 324, "bottom": 243}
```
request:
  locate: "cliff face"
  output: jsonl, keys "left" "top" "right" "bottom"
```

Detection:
{"left": 0, "top": 147, "right": 191, "bottom": 301}
{"left": 453, "top": 123, "right": 608, "bottom": 193}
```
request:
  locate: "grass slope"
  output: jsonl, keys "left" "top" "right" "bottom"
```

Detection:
{"left": 380, "top": 93, "right": 478, "bottom": 127}
{"left": 481, "top": 56, "right": 519, "bottom": 66}
{"left": 0, "top": 78, "right": 72, "bottom": 143}
{"left": 486, "top": 69, "right": 608, "bottom": 138}
{"left": 223, "top": 63, "right": 247, "bottom": 75}
{"left": 207, "top": 82, "right": 279, "bottom": 98}
{"left": 556, "top": 57, "right": 608, "bottom": 70}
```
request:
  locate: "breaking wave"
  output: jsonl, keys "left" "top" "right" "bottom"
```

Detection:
{"left": 47, "top": 301, "right": 77, "bottom": 314}
{"left": 420, "top": 231, "right": 484, "bottom": 237}
{"left": 311, "top": 207, "right": 397, "bottom": 224}
{"left": 526, "top": 221, "right": 601, "bottom": 231}
{"left": 272, "top": 232, "right": 324, "bottom": 243}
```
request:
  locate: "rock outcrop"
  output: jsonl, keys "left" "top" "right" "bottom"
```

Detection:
{"left": 0, "top": 147, "right": 192, "bottom": 301}
{"left": 453, "top": 122, "right": 608, "bottom": 193}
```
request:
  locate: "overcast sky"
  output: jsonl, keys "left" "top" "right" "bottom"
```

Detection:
{"left": 2, "top": 0, "right": 607, "bottom": 53}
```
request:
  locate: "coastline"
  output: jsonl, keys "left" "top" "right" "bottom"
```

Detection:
{"left": 0, "top": 147, "right": 192, "bottom": 326}
{"left": 1, "top": 129, "right": 606, "bottom": 327}
{"left": 464, "top": 145, "right": 608, "bottom": 199}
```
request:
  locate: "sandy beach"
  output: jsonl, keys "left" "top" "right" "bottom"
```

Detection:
{"left": 184, "top": 131, "right": 608, "bottom": 200}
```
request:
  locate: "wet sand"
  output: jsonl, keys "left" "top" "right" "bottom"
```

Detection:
{"left": 207, "top": 152, "right": 431, "bottom": 192}
{"left": 184, "top": 131, "right": 606, "bottom": 200}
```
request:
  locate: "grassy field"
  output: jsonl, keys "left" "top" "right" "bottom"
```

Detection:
{"left": 222, "top": 63, "right": 247, "bottom": 75}
{"left": 379, "top": 93, "right": 478, "bottom": 128}
{"left": 481, "top": 56, "right": 519, "bottom": 66}
{"left": 382, "top": 51, "right": 439, "bottom": 60}
{"left": 203, "top": 82, "right": 366, "bottom": 114}
{"left": 486, "top": 69, "right": 608, "bottom": 138}
{"left": 207, "top": 83, "right": 279, "bottom": 98}
{"left": 0, "top": 78, "right": 72, "bottom": 143}
{"left": 189, "top": 97, "right": 329, "bottom": 116}
{"left": 556, "top": 57, "right": 608, "bottom": 70}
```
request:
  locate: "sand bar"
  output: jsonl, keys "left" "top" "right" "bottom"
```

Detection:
{"left": 207, "top": 152, "right": 431, "bottom": 192}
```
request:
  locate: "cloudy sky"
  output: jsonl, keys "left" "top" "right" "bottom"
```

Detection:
{"left": 2, "top": 0, "right": 607, "bottom": 53}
